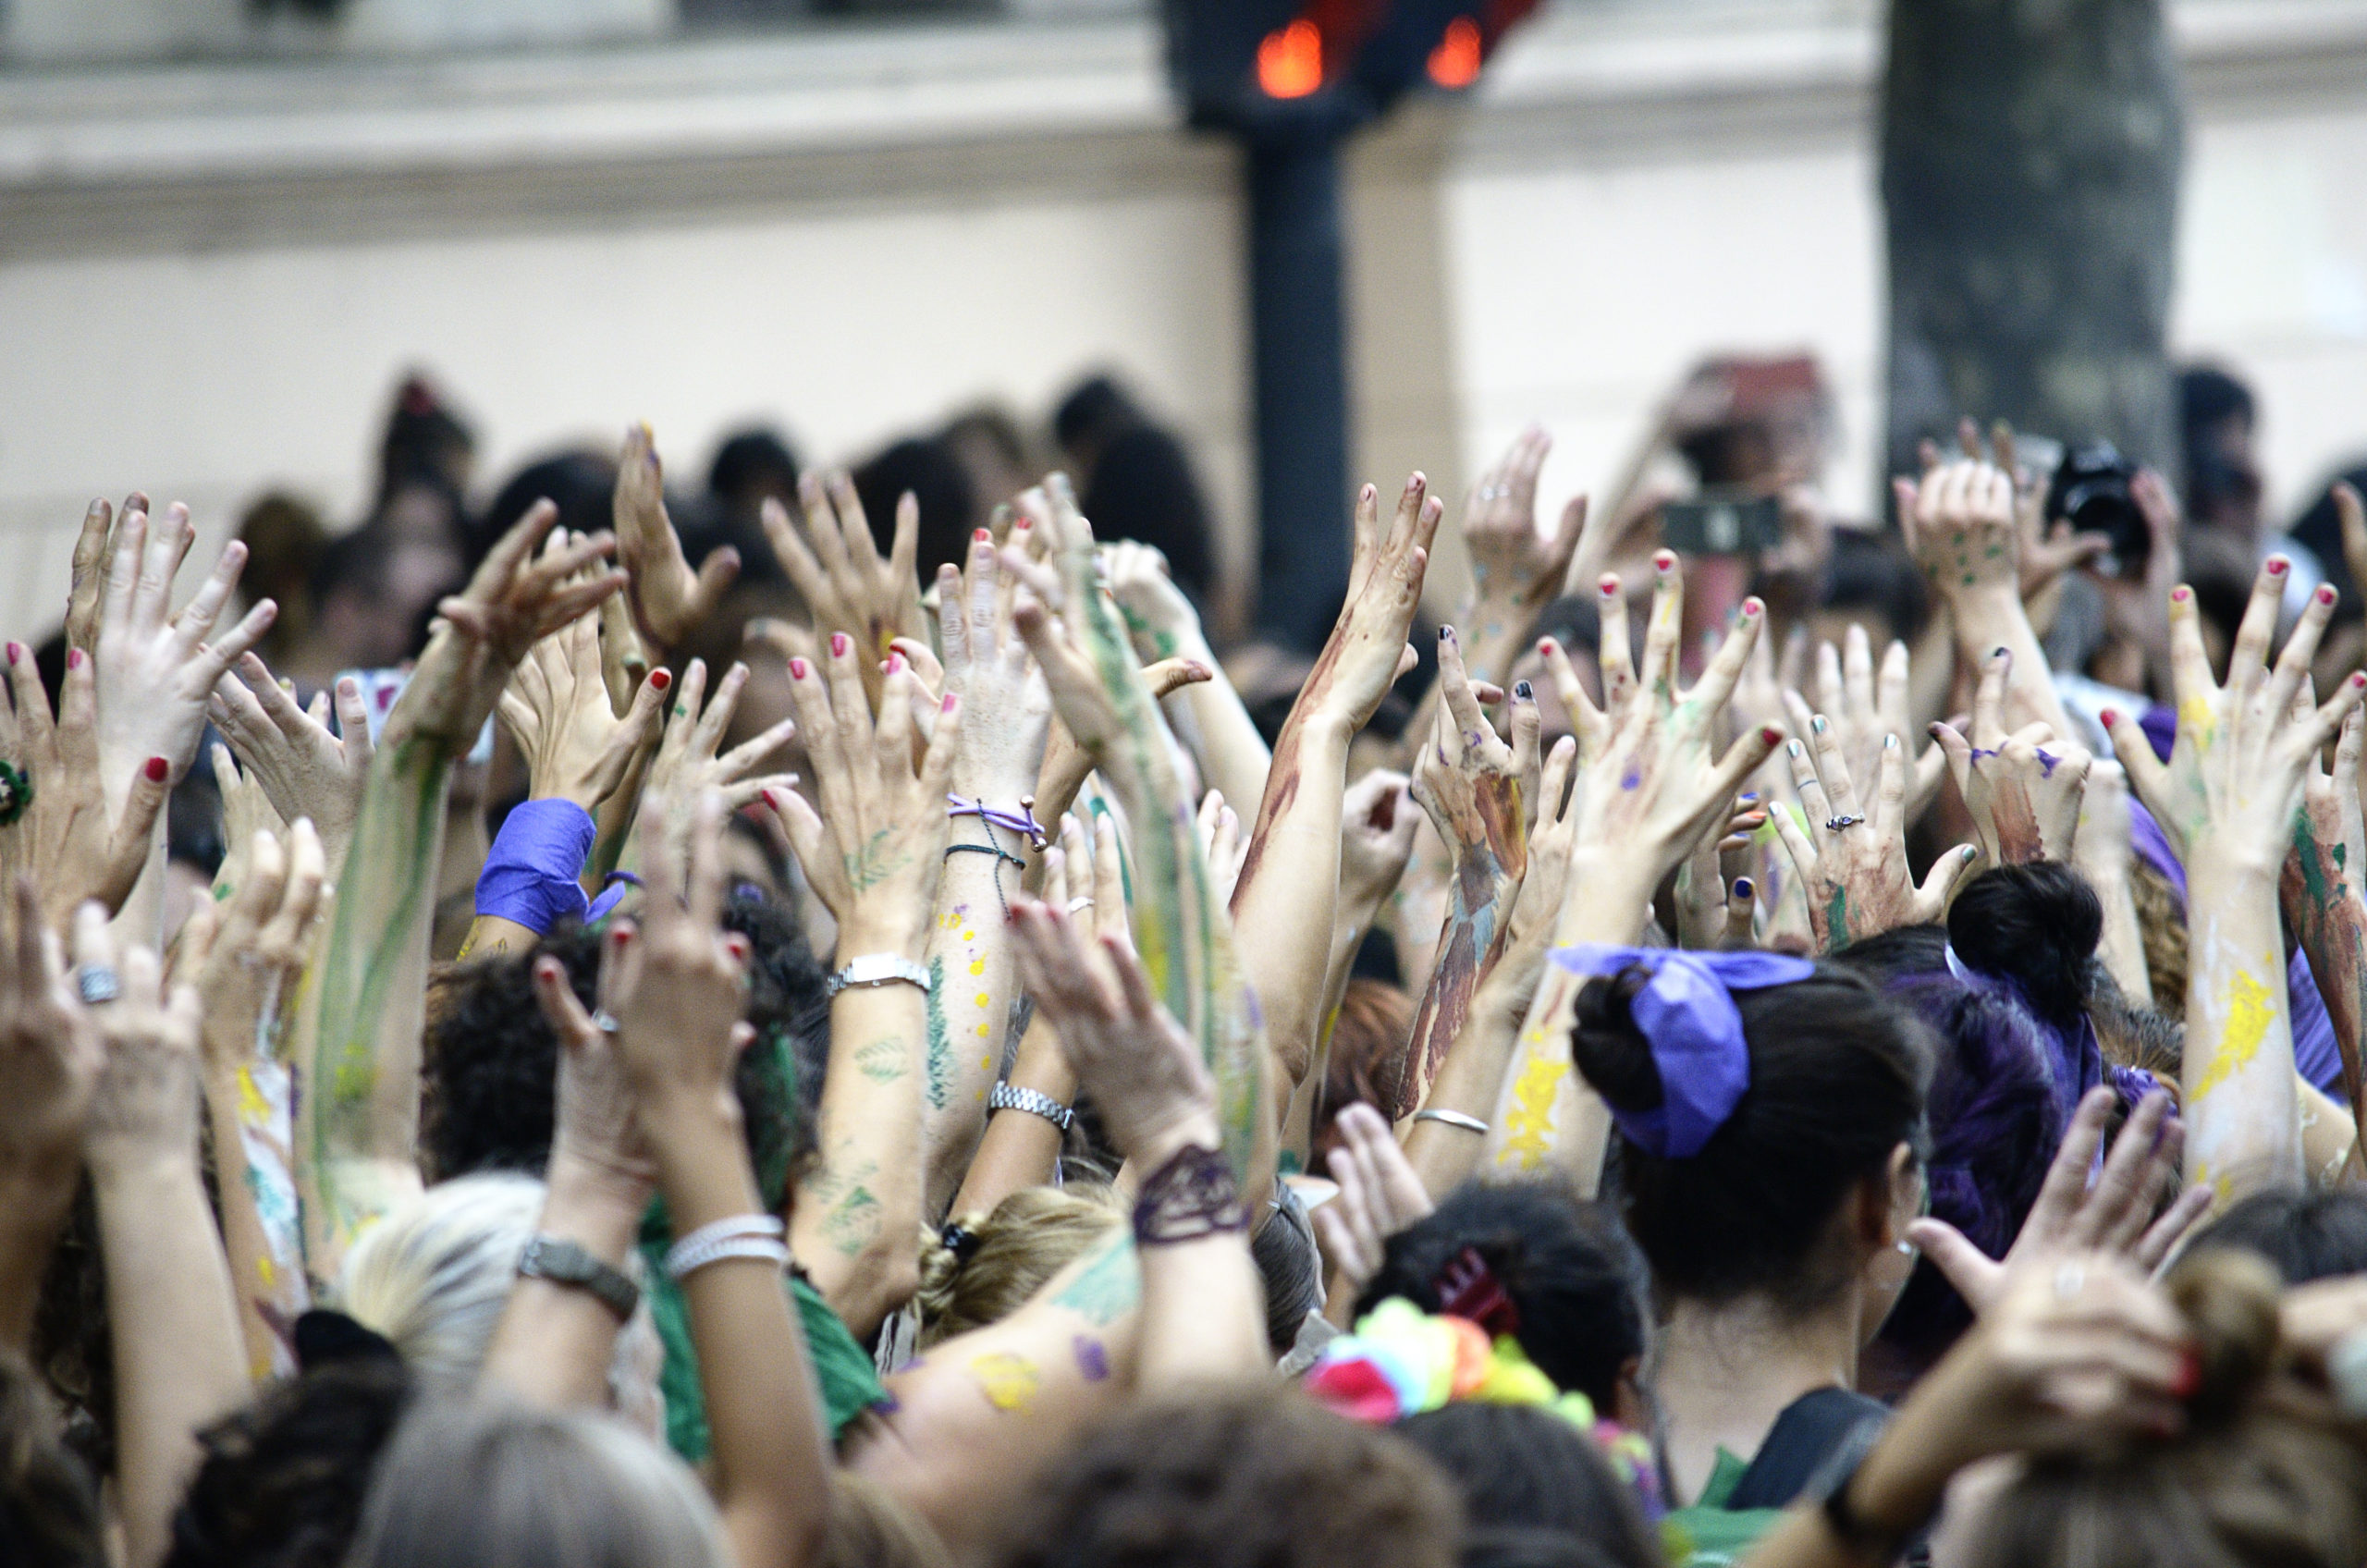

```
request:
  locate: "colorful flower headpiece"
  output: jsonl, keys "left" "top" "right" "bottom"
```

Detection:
{"left": 1304, "top": 1296, "right": 1661, "bottom": 1521}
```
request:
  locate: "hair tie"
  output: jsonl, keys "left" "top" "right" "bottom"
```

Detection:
{"left": 1433, "top": 1245, "right": 1521, "bottom": 1338}
{"left": 939, "top": 1222, "right": 983, "bottom": 1268}
{"left": 1551, "top": 944, "right": 1815, "bottom": 1158}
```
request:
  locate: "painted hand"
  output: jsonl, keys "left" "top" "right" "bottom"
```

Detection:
{"left": 210, "top": 656, "right": 374, "bottom": 871}
{"left": 0, "top": 643, "right": 169, "bottom": 933}
{"left": 1931, "top": 648, "right": 2091, "bottom": 865}
{"left": 1773, "top": 713, "right": 1979, "bottom": 951}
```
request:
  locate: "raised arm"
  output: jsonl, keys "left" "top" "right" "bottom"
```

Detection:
{"left": 294, "top": 505, "right": 624, "bottom": 1280}
{"left": 613, "top": 423, "right": 742, "bottom": 660}
{"left": 0, "top": 882, "right": 101, "bottom": 1356}
{"left": 1104, "top": 539, "right": 1271, "bottom": 816}
{"left": 0, "top": 640, "right": 169, "bottom": 934}
{"left": 208, "top": 658, "right": 375, "bottom": 879}
{"left": 2111, "top": 559, "right": 2361, "bottom": 1204}
{"left": 769, "top": 637, "right": 959, "bottom": 1335}
{"left": 77, "top": 902, "right": 248, "bottom": 1568}
{"left": 2283, "top": 704, "right": 2367, "bottom": 1157}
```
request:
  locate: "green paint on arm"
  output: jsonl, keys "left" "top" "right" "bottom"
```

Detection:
{"left": 924, "top": 957, "right": 950, "bottom": 1112}
{"left": 1823, "top": 886, "right": 1849, "bottom": 951}
{"left": 1048, "top": 1231, "right": 1141, "bottom": 1327}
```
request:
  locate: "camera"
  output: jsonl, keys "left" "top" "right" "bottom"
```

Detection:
{"left": 2043, "top": 440, "right": 2149, "bottom": 571}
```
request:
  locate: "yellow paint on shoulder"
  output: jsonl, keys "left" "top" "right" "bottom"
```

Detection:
{"left": 969, "top": 1351, "right": 1040, "bottom": 1413}
{"left": 2192, "top": 969, "right": 2275, "bottom": 1101}
{"left": 1500, "top": 1052, "right": 1566, "bottom": 1170}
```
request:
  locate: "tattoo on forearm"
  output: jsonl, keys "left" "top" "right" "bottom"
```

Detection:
{"left": 924, "top": 957, "right": 951, "bottom": 1111}
{"left": 854, "top": 1034, "right": 908, "bottom": 1084}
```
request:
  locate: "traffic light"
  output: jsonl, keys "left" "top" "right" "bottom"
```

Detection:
{"left": 1163, "top": 0, "right": 1539, "bottom": 129}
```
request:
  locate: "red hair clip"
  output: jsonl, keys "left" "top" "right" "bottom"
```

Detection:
{"left": 1435, "top": 1245, "right": 1520, "bottom": 1337}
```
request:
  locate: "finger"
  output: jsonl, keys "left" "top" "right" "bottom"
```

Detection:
{"left": 1874, "top": 732, "right": 1907, "bottom": 834}
{"left": 100, "top": 756, "right": 173, "bottom": 911}
{"left": 234, "top": 827, "right": 289, "bottom": 930}
{"left": 66, "top": 499, "right": 115, "bottom": 650}
{"left": 2308, "top": 668, "right": 2367, "bottom": 758}
{"left": 1910, "top": 842, "right": 1983, "bottom": 922}
{"left": 692, "top": 545, "right": 742, "bottom": 619}
{"left": 1538, "top": 636, "right": 1600, "bottom": 741}
{"left": 1814, "top": 637, "right": 1845, "bottom": 719}
{"left": 1973, "top": 645, "right": 2008, "bottom": 745}
{"left": 1903, "top": 1216, "right": 1998, "bottom": 1305}
{"left": 2265, "top": 580, "right": 2341, "bottom": 730}
{"left": 683, "top": 790, "right": 729, "bottom": 934}
{"left": 1687, "top": 596, "right": 1765, "bottom": 718}
{"left": 1637, "top": 551, "right": 1684, "bottom": 705}
{"left": 767, "top": 784, "right": 839, "bottom": 906}
{"left": 1842, "top": 622, "right": 1875, "bottom": 729}
{"left": 1597, "top": 574, "right": 1635, "bottom": 717}
{"left": 2101, "top": 707, "right": 2176, "bottom": 832}
{"left": 934, "top": 562, "right": 970, "bottom": 675}
{"left": 693, "top": 661, "right": 751, "bottom": 764}
{"left": 889, "top": 492, "right": 921, "bottom": 605}
{"left": 2074, "top": 1089, "right": 2172, "bottom": 1249}
{"left": 1140, "top": 656, "right": 1212, "bottom": 702}
{"left": 2226, "top": 557, "right": 2291, "bottom": 702}
{"left": 1930, "top": 719, "right": 1973, "bottom": 782}
{"left": 784, "top": 655, "right": 856, "bottom": 828}
{"left": 266, "top": 818, "right": 329, "bottom": 949}
{"left": 101, "top": 506, "right": 148, "bottom": 643}
{"left": 2134, "top": 1184, "right": 2216, "bottom": 1274}
{"left": 5, "top": 642, "right": 57, "bottom": 764}
{"left": 71, "top": 898, "right": 116, "bottom": 974}
{"left": 1508, "top": 680, "right": 1541, "bottom": 780}
{"left": 592, "top": 665, "right": 669, "bottom": 802}
{"left": 1808, "top": 714, "right": 1859, "bottom": 819}
{"left": 172, "top": 539, "right": 250, "bottom": 654}
{"left": 2027, "top": 1085, "right": 2120, "bottom": 1236}
{"left": 822, "top": 632, "right": 880, "bottom": 795}
{"left": 1723, "top": 876, "right": 1758, "bottom": 949}
{"left": 532, "top": 953, "right": 599, "bottom": 1044}
{"left": 761, "top": 495, "right": 828, "bottom": 604}
{"left": 1436, "top": 627, "right": 1489, "bottom": 745}
{"left": 716, "top": 715, "right": 799, "bottom": 783}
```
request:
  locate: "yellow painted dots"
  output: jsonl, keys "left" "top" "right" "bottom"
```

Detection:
{"left": 975, "top": 1023, "right": 992, "bottom": 1037}
{"left": 979, "top": 1055, "right": 992, "bottom": 1070}
{"left": 969, "top": 958, "right": 987, "bottom": 976}
{"left": 975, "top": 991, "right": 992, "bottom": 1009}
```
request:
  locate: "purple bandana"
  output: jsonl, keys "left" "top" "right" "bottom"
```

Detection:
{"left": 1549, "top": 945, "right": 1817, "bottom": 1158}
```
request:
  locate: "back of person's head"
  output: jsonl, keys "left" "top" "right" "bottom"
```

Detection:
{"left": 1313, "top": 979, "right": 1417, "bottom": 1163}
{"left": 1571, "top": 962, "right": 1929, "bottom": 1313}
{"left": 1963, "top": 1248, "right": 2367, "bottom": 1568}
{"left": 2188, "top": 1187, "right": 2367, "bottom": 1283}
{"left": 707, "top": 427, "right": 802, "bottom": 514}
{"left": 1392, "top": 1405, "right": 1657, "bottom": 1568}
{"left": 237, "top": 492, "right": 330, "bottom": 657}
{"left": 423, "top": 892, "right": 826, "bottom": 1189}
{"left": 1456, "top": 1528, "right": 1629, "bottom": 1568}
{"left": 1944, "top": 864, "right": 2102, "bottom": 1035}
{"left": 333, "top": 1174, "right": 546, "bottom": 1395}
{"left": 0, "top": 1350, "right": 102, "bottom": 1568}
{"left": 914, "top": 1185, "right": 1124, "bottom": 1346}
{"left": 1079, "top": 424, "right": 1216, "bottom": 605}
{"left": 826, "top": 1472, "right": 955, "bottom": 1568}
{"left": 1051, "top": 374, "right": 1143, "bottom": 466}
{"left": 1356, "top": 1181, "right": 1647, "bottom": 1414}
{"left": 378, "top": 374, "right": 476, "bottom": 500}
{"left": 1816, "top": 527, "right": 1930, "bottom": 644}
{"left": 852, "top": 437, "right": 975, "bottom": 584}
{"left": 346, "top": 1401, "right": 729, "bottom": 1568}
{"left": 166, "top": 1357, "right": 409, "bottom": 1568}
{"left": 990, "top": 1381, "right": 1461, "bottom": 1568}
{"left": 474, "top": 450, "right": 617, "bottom": 572}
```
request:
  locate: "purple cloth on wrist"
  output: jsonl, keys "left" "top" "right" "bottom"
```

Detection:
{"left": 477, "top": 799, "right": 596, "bottom": 935}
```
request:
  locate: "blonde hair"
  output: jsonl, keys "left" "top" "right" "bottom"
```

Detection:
{"left": 346, "top": 1399, "right": 728, "bottom": 1568}
{"left": 336, "top": 1172, "right": 658, "bottom": 1416}
{"left": 914, "top": 1184, "right": 1124, "bottom": 1345}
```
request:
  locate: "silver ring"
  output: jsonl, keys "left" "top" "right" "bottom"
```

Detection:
{"left": 591, "top": 1010, "right": 621, "bottom": 1035}
{"left": 1067, "top": 897, "right": 1095, "bottom": 913}
{"left": 2053, "top": 1262, "right": 2085, "bottom": 1301}
{"left": 1824, "top": 815, "right": 1864, "bottom": 831}
{"left": 76, "top": 966, "right": 121, "bottom": 1005}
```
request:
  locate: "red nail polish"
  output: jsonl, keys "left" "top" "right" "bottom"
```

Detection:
{"left": 2172, "top": 1348, "right": 2201, "bottom": 1399}
{"left": 2353, "top": 672, "right": 2366, "bottom": 691}
{"left": 941, "top": 692, "right": 960, "bottom": 714}
{"left": 1537, "top": 638, "right": 1556, "bottom": 656}
{"left": 648, "top": 668, "right": 670, "bottom": 692}
{"left": 67, "top": 648, "right": 83, "bottom": 669}
{"left": 3, "top": 643, "right": 18, "bottom": 663}
{"left": 2268, "top": 557, "right": 2289, "bottom": 576}
{"left": 1741, "top": 597, "right": 1762, "bottom": 619}
{"left": 1760, "top": 726, "right": 1782, "bottom": 746}
{"left": 2171, "top": 585, "right": 2191, "bottom": 603}
{"left": 1654, "top": 550, "right": 1676, "bottom": 570}
{"left": 789, "top": 657, "right": 809, "bottom": 680}
{"left": 1600, "top": 578, "right": 1618, "bottom": 598}
{"left": 2100, "top": 707, "right": 2118, "bottom": 727}
{"left": 887, "top": 653, "right": 906, "bottom": 674}
{"left": 1014, "top": 515, "right": 1031, "bottom": 529}
{"left": 974, "top": 528, "right": 991, "bottom": 543}
{"left": 2321, "top": 584, "right": 2338, "bottom": 605}
{"left": 830, "top": 632, "right": 849, "bottom": 657}
{"left": 144, "top": 756, "right": 167, "bottom": 782}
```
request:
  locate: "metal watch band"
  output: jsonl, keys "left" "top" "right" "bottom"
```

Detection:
{"left": 828, "top": 953, "right": 933, "bottom": 998}
{"left": 518, "top": 1235, "right": 641, "bottom": 1321}
{"left": 987, "top": 1081, "right": 1074, "bottom": 1132}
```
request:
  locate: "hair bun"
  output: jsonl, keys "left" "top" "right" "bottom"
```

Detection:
{"left": 1946, "top": 864, "right": 2102, "bottom": 1026}
{"left": 2165, "top": 1247, "right": 2283, "bottom": 1427}
{"left": 1568, "top": 969, "right": 1667, "bottom": 1117}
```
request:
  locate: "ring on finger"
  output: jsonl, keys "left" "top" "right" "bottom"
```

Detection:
{"left": 1067, "top": 897, "right": 1095, "bottom": 913}
{"left": 1824, "top": 815, "right": 1864, "bottom": 831}
{"left": 76, "top": 966, "right": 122, "bottom": 1005}
{"left": 591, "top": 1010, "right": 621, "bottom": 1035}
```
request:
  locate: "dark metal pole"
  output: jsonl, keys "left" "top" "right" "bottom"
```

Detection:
{"left": 1247, "top": 129, "right": 1351, "bottom": 653}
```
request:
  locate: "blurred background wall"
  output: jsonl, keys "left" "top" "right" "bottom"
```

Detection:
{"left": 2, "top": 0, "right": 2364, "bottom": 637}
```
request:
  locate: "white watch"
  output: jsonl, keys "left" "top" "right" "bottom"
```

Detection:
{"left": 828, "top": 953, "right": 933, "bottom": 998}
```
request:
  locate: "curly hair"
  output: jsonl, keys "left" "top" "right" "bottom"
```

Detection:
{"left": 423, "top": 890, "right": 827, "bottom": 1192}
{"left": 988, "top": 1381, "right": 1460, "bottom": 1568}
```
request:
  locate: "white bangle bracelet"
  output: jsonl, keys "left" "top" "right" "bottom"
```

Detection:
{"left": 1413, "top": 1109, "right": 1490, "bottom": 1135}
{"left": 663, "top": 1213, "right": 785, "bottom": 1280}
{"left": 668, "top": 1235, "right": 791, "bottom": 1281}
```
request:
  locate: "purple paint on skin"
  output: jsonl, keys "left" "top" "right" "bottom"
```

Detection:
{"left": 874, "top": 1393, "right": 902, "bottom": 1415}
{"left": 1620, "top": 766, "right": 1641, "bottom": 790}
{"left": 1073, "top": 1335, "right": 1110, "bottom": 1382}
{"left": 1968, "top": 748, "right": 2000, "bottom": 763}
{"left": 2034, "top": 749, "right": 2059, "bottom": 777}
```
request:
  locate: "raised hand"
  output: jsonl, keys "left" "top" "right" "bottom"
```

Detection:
{"left": 1774, "top": 714, "right": 1979, "bottom": 950}
{"left": 1931, "top": 648, "right": 2092, "bottom": 865}
{"left": 184, "top": 817, "right": 329, "bottom": 1079}
{"left": 63, "top": 495, "right": 138, "bottom": 657}
{"left": 1197, "top": 790, "right": 1247, "bottom": 910}
{"left": 1312, "top": 1102, "right": 1435, "bottom": 1295}
{"left": 1783, "top": 625, "right": 1946, "bottom": 826}
{"left": 1104, "top": 538, "right": 1206, "bottom": 664}
{"left": 497, "top": 586, "right": 668, "bottom": 814}
{"left": 1559, "top": 555, "right": 1783, "bottom": 932}
{"left": 0, "top": 882, "right": 101, "bottom": 1177}
{"left": 1898, "top": 454, "right": 2022, "bottom": 602}
{"left": 1339, "top": 770, "right": 1417, "bottom": 925}
{"left": 1009, "top": 896, "right": 1219, "bottom": 1165}
{"left": 763, "top": 470, "right": 924, "bottom": 701}
{"left": 2106, "top": 558, "right": 2360, "bottom": 868}
{"left": 1909, "top": 1087, "right": 2209, "bottom": 1316}
{"left": 1460, "top": 426, "right": 1588, "bottom": 661}
{"left": 92, "top": 500, "right": 278, "bottom": 789}
{"left": 0, "top": 642, "right": 170, "bottom": 933}
{"left": 209, "top": 655, "right": 374, "bottom": 872}
{"left": 392, "top": 501, "right": 625, "bottom": 753}
{"left": 612, "top": 423, "right": 741, "bottom": 655}
{"left": 2282, "top": 704, "right": 2367, "bottom": 1147}
{"left": 1674, "top": 795, "right": 1764, "bottom": 951}
{"left": 938, "top": 530, "right": 1053, "bottom": 806}
{"left": 77, "top": 900, "right": 206, "bottom": 1174}
{"left": 767, "top": 631, "right": 960, "bottom": 948}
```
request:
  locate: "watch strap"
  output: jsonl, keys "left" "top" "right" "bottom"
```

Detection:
{"left": 519, "top": 1234, "right": 641, "bottom": 1321}
{"left": 828, "top": 953, "right": 933, "bottom": 998}
{"left": 987, "top": 1081, "right": 1074, "bottom": 1132}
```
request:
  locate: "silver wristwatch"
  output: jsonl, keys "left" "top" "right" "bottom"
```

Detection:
{"left": 987, "top": 1082, "right": 1074, "bottom": 1132}
{"left": 519, "top": 1235, "right": 641, "bottom": 1320}
{"left": 828, "top": 953, "right": 933, "bottom": 998}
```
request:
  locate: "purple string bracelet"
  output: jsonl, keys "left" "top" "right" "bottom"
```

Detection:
{"left": 947, "top": 795, "right": 1048, "bottom": 851}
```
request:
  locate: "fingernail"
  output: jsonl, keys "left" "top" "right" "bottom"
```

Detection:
{"left": 764, "top": 787, "right": 784, "bottom": 810}
{"left": 67, "top": 648, "right": 83, "bottom": 670}
{"left": 2172, "top": 585, "right": 2191, "bottom": 603}
{"left": 144, "top": 756, "right": 168, "bottom": 781}
{"left": 1964, "top": 844, "right": 1981, "bottom": 860}
{"left": 1811, "top": 715, "right": 1827, "bottom": 734}
{"left": 1761, "top": 726, "right": 1782, "bottom": 746}
{"left": 648, "top": 669, "right": 670, "bottom": 692}
{"left": 789, "top": 657, "right": 809, "bottom": 680}
{"left": 1014, "top": 515, "right": 1032, "bottom": 530}
{"left": 2173, "top": 1348, "right": 2201, "bottom": 1398}
{"left": 1439, "top": 625, "right": 1454, "bottom": 643}
{"left": 1733, "top": 877, "right": 1754, "bottom": 900}
{"left": 1654, "top": 550, "right": 1676, "bottom": 571}
{"left": 3, "top": 643, "right": 18, "bottom": 663}
{"left": 1739, "top": 791, "right": 1758, "bottom": 803}
{"left": 2352, "top": 672, "right": 2366, "bottom": 691}
{"left": 1538, "top": 637, "right": 1558, "bottom": 656}
{"left": 1600, "top": 578, "right": 1618, "bottom": 598}
{"left": 830, "top": 632, "right": 850, "bottom": 657}
{"left": 974, "top": 528, "right": 991, "bottom": 543}
{"left": 1928, "top": 721, "right": 1944, "bottom": 737}
{"left": 942, "top": 692, "right": 960, "bottom": 714}
{"left": 1884, "top": 733, "right": 1898, "bottom": 749}
{"left": 1786, "top": 740, "right": 1803, "bottom": 757}
{"left": 2099, "top": 707, "right": 2118, "bottom": 728}
{"left": 2321, "top": 584, "right": 2338, "bottom": 606}
{"left": 1740, "top": 597, "right": 1762, "bottom": 619}
{"left": 2268, "top": 557, "right": 2289, "bottom": 576}
{"left": 888, "top": 653, "right": 906, "bottom": 674}
{"left": 1993, "top": 646, "right": 2009, "bottom": 661}
{"left": 1514, "top": 680, "right": 1533, "bottom": 701}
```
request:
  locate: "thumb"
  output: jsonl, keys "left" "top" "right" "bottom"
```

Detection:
{"left": 1905, "top": 1217, "right": 2000, "bottom": 1309}
{"left": 693, "top": 546, "right": 742, "bottom": 613}
{"left": 531, "top": 953, "right": 598, "bottom": 1044}
{"left": 1913, "top": 842, "right": 1983, "bottom": 923}
{"left": 592, "top": 668, "right": 670, "bottom": 802}
{"left": 99, "top": 756, "right": 172, "bottom": 914}
{"left": 1142, "top": 656, "right": 1213, "bottom": 701}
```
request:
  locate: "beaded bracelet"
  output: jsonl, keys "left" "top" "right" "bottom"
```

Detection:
{"left": 663, "top": 1214, "right": 787, "bottom": 1281}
